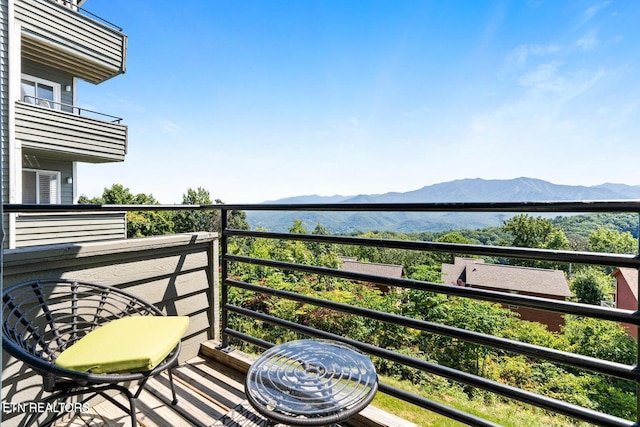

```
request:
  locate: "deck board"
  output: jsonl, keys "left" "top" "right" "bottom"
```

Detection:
{"left": 54, "top": 355, "right": 237, "bottom": 427}
{"left": 51, "top": 345, "right": 416, "bottom": 427}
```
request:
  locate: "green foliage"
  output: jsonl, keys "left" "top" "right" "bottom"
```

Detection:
{"left": 421, "top": 298, "right": 518, "bottom": 377}
{"left": 225, "top": 218, "right": 638, "bottom": 423}
{"left": 78, "top": 184, "right": 172, "bottom": 237}
{"left": 502, "top": 214, "right": 570, "bottom": 268}
{"left": 553, "top": 213, "right": 639, "bottom": 240}
{"left": 562, "top": 315, "right": 637, "bottom": 365}
{"left": 588, "top": 227, "right": 637, "bottom": 255}
{"left": 569, "top": 268, "right": 614, "bottom": 305}
{"left": 503, "top": 214, "right": 570, "bottom": 250}
{"left": 173, "top": 187, "right": 219, "bottom": 233}
{"left": 406, "top": 264, "right": 442, "bottom": 282}
{"left": 79, "top": 184, "right": 249, "bottom": 238}
{"left": 486, "top": 356, "right": 533, "bottom": 388}
{"left": 74, "top": 183, "right": 640, "bottom": 423}
{"left": 499, "top": 318, "right": 561, "bottom": 349}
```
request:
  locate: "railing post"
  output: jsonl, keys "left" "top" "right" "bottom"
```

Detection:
{"left": 637, "top": 213, "right": 640, "bottom": 427}
{"left": 209, "top": 232, "right": 220, "bottom": 343}
{"left": 220, "top": 207, "right": 230, "bottom": 349}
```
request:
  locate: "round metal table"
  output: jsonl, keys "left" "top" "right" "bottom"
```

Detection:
{"left": 245, "top": 339, "right": 378, "bottom": 426}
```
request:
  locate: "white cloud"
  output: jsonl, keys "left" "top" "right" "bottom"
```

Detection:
{"left": 506, "top": 44, "right": 562, "bottom": 67}
{"left": 517, "top": 61, "right": 565, "bottom": 92}
{"left": 517, "top": 61, "right": 607, "bottom": 102}
{"left": 159, "top": 120, "right": 180, "bottom": 133}
{"left": 580, "top": 1, "right": 610, "bottom": 26}
{"left": 576, "top": 33, "right": 600, "bottom": 51}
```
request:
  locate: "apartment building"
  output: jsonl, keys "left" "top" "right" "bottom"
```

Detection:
{"left": 1, "top": 0, "right": 128, "bottom": 248}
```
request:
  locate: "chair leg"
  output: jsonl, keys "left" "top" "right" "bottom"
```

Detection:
{"left": 168, "top": 366, "right": 179, "bottom": 405}
{"left": 97, "top": 384, "right": 138, "bottom": 427}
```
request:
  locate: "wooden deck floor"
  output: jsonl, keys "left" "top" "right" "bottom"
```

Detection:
{"left": 53, "top": 341, "right": 417, "bottom": 427}
{"left": 58, "top": 355, "right": 268, "bottom": 427}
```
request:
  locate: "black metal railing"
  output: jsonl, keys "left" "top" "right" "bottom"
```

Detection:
{"left": 21, "top": 96, "right": 123, "bottom": 123}
{"left": 3, "top": 201, "right": 640, "bottom": 426}
{"left": 50, "top": 0, "right": 123, "bottom": 31}
{"left": 218, "top": 201, "right": 640, "bottom": 427}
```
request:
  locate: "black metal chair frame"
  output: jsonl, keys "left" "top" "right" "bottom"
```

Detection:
{"left": 2, "top": 279, "right": 182, "bottom": 427}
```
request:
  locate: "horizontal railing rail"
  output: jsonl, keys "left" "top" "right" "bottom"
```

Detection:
{"left": 218, "top": 201, "right": 640, "bottom": 427}
{"left": 3, "top": 201, "right": 640, "bottom": 426}
{"left": 52, "top": 0, "right": 123, "bottom": 31}
{"left": 21, "top": 97, "right": 123, "bottom": 123}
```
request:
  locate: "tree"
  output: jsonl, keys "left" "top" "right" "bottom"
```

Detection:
{"left": 79, "top": 184, "right": 172, "bottom": 237}
{"left": 434, "top": 232, "right": 473, "bottom": 264}
{"left": 562, "top": 315, "right": 636, "bottom": 365}
{"left": 570, "top": 267, "right": 614, "bottom": 305}
{"left": 502, "top": 214, "right": 569, "bottom": 267}
{"left": 503, "top": 214, "right": 570, "bottom": 250}
{"left": 228, "top": 208, "right": 250, "bottom": 231}
{"left": 588, "top": 228, "right": 637, "bottom": 255}
{"left": 173, "top": 187, "right": 219, "bottom": 233}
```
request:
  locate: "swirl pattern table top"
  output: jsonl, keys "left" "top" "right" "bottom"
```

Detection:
{"left": 245, "top": 339, "right": 378, "bottom": 426}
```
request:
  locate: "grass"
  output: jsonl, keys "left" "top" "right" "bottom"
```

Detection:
{"left": 371, "top": 375, "right": 595, "bottom": 427}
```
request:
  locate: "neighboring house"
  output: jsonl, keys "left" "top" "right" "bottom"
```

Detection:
{"left": 613, "top": 267, "right": 639, "bottom": 338}
{"left": 339, "top": 257, "right": 404, "bottom": 293}
{"left": 1, "top": 0, "right": 128, "bottom": 248}
{"left": 441, "top": 257, "right": 571, "bottom": 331}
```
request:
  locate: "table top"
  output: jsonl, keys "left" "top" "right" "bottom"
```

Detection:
{"left": 245, "top": 339, "right": 378, "bottom": 426}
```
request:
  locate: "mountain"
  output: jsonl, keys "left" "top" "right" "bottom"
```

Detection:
{"left": 246, "top": 177, "right": 640, "bottom": 233}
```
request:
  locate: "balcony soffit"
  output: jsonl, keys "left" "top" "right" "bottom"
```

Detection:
{"left": 21, "top": 33, "right": 122, "bottom": 84}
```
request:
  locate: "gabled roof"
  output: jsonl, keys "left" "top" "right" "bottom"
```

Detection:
{"left": 613, "top": 267, "right": 639, "bottom": 300}
{"left": 339, "top": 257, "right": 404, "bottom": 278}
{"left": 442, "top": 257, "right": 571, "bottom": 297}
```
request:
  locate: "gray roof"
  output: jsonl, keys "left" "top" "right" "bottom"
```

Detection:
{"left": 442, "top": 257, "right": 571, "bottom": 297}
{"left": 339, "top": 257, "right": 404, "bottom": 278}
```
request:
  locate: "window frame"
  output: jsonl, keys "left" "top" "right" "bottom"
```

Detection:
{"left": 22, "top": 169, "right": 62, "bottom": 204}
{"left": 20, "top": 74, "right": 61, "bottom": 110}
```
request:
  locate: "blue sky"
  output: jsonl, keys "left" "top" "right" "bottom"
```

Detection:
{"left": 77, "top": 0, "right": 639, "bottom": 203}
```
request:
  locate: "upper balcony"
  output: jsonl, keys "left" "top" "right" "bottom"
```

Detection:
{"left": 16, "top": 99, "right": 127, "bottom": 162}
{"left": 15, "top": 0, "right": 127, "bottom": 84}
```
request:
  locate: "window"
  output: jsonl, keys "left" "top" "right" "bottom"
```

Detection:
{"left": 21, "top": 75, "right": 60, "bottom": 109}
{"left": 22, "top": 170, "right": 60, "bottom": 204}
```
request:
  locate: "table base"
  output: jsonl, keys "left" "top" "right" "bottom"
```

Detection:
{"left": 215, "top": 401, "right": 344, "bottom": 427}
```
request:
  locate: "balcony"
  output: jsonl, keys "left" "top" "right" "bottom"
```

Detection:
{"left": 2, "top": 201, "right": 640, "bottom": 427}
{"left": 15, "top": 0, "right": 127, "bottom": 84}
{"left": 14, "top": 211, "right": 126, "bottom": 247}
{"left": 16, "top": 100, "right": 127, "bottom": 163}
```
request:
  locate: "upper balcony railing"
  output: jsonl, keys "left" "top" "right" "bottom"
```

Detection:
{"left": 15, "top": 0, "right": 127, "bottom": 84}
{"left": 21, "top": 96, "right": 123, "bottom": 123}
{"left": 22, "top": 95, "right": 122, "bottom": 123}
{"left": 15, "top": 100, "right": 128, "bottom": 163}
{"left": 52, "top": 0, "right": 123, "bottom": 31}
{"left": 3, "top": 200, "right": 640, "bottom": 426}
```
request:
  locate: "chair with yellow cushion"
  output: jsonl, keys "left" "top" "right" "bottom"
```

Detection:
{"left": 2, "top": 279, "right": 189, "bottom": 427}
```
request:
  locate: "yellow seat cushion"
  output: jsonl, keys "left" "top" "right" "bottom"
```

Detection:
{"left": 55, "top": 316, "right": 189, "bottom": 374}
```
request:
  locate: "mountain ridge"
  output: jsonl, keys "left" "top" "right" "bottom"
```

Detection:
{"left": 247, "top": 177, "right": 640, "bottom": 233}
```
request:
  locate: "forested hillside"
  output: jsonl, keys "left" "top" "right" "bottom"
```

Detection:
{"left": 246, "top": 177, "right": 640, "bottom": 232}
{"left": 226, "top": 216, "right": 638, "bottom": 425}
{"left": 80, "top": 183, "right": 639, "bottom": 424}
